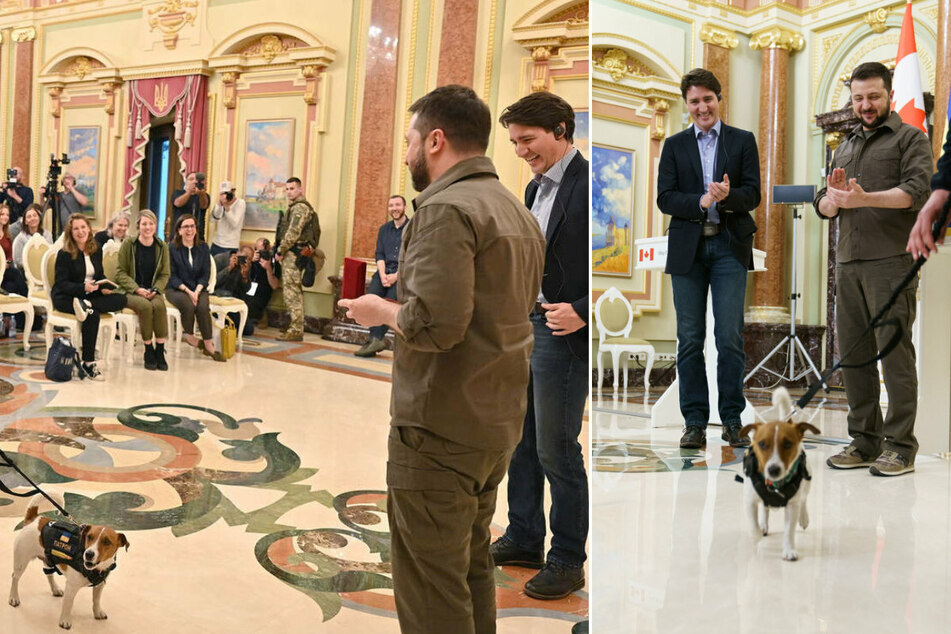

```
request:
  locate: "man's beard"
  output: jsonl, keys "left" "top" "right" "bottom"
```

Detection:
{"left": 860, "top": 106, "right": 890, "bottom": 129}
{"left": 409, "top": 145, "right": 430, "bottom": 192}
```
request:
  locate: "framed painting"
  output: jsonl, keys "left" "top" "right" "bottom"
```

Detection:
{"left": 592, "top": 143, "right": 635, "bottom": 277}
{"left": 243, "top": 119, "right": 295, "bottom": 231}
{"left": 573, "top": 110, "right": 589, "bottom": 159}
{"left": 67, "top": 126, "right": 99, "bottom": 215}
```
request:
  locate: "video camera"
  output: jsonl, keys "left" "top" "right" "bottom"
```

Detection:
{"left": 47, "top": 153, "right": 70, "bottom": 184}
{"left": 2, "top": 168, "right": 18, "bottom": 190}
{"left": 195, "top": 172, "right": 206, "bottom": 191}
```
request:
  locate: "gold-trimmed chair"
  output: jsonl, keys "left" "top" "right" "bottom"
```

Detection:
{"left": 207, "top": 256, "right": 248, "bottom": 351}
{"left": 0, "top": 257, "right": 34, "bottom": 351}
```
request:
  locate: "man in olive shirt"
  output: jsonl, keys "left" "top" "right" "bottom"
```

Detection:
{"left": 340, "top": 85, "right": 545, "bottom": 633}
{"left": 815, "top": 62, "right": 932, "bottom": 476}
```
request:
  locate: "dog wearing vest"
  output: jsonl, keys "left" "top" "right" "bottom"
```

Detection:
{"left": 739, "top": 388, "right": 819, "bottom": 561}
{"left": 8, "top": 496, "right": 129, "bottom": 630}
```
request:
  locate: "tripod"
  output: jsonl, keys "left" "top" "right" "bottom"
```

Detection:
{"left": 744, "top": 203, "right": 826, "bottom": 387}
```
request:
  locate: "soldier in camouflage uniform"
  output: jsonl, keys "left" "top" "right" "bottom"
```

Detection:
{"left": 275, "top": 177, "right": 320, "bottom": 341}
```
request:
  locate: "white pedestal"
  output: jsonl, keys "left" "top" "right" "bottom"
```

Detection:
{"left": 916, "top": 245, "right": 951, "bottom": 453}
{"left": 634, "top": 237, "right": 765, "bottom": 429}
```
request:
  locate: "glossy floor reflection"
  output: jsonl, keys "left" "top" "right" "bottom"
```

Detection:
{"left": 0, "top": 329, "right": 587, "bottom": 633}
{"left": 592, "top": 386, "right": 951, "bottom": 634}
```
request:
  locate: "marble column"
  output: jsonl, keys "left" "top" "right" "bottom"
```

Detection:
{"left": 933, "top": 0, "right": 950, "bottom": 163}
{"left": 436, "top": 0, "right": 478, "bottom": 88}
{"left": 699, "top": 24, "right": 738, "bottom": 124}
{"left": 11, "top": 27, "right": 36, "bottom": 183}
{"left": 747, "top": 27, "right": 804, "bottom": 323}
{"left": 351, "top": 1, "right": 402, "bottom": 259}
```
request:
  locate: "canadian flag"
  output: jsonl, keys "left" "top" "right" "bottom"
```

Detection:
{"left": 891, "top": 0, "right": 928, "bottom": 134}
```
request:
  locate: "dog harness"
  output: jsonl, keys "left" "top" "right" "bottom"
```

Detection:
{"left": 40, "top": 520, "right": 114, "bottom": 586}
{"left": 739, "top": 450, "right": 811, "bottom": 508}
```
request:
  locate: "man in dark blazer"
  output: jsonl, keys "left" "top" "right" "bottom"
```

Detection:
{"left": 657, "top": 68, "right": 761, "bottom": 450}
{"left": 490, "top": 91, "right": 589, "bottom": 600}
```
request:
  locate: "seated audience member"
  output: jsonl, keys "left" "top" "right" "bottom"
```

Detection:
{"left": 95, "top": 211, "right": 131, "bottom": 248}
{"left": 0, "top": 204, "right": 29, "bottom": 334}
{"left": 166, "top": 213, "right": 225, "bottom": 362}
{"left": 50, "top": 214, "right": 128, "bottom": 380}
{"left": 115, "top": 209, "right": 170, "bottom": 371}
{"left": 1, "top": 167, "right": 33, "bottom": 238}
{"left": 209, "top": 181, "right": 246, "bottom": 256}
{"left": 217, "top": 238, "right": 279, "bottom": 335}
{"left": 12, "top": 204, "right": 53, "bottom": 269}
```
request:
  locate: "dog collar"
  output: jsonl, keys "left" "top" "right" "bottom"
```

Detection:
{"left": 741, "top": 450, "right": 811, "bottom": 508}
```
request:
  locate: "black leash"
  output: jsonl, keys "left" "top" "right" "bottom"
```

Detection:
{"left": 797, "top": 197, "right": 951, "bottom": 411}
{"left": 0, "top": 447, "right": 75, "bottom": 520}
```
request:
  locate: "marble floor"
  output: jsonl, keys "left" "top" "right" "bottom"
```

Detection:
{"left": 0, "top": 328, "right": 587, "bottom": 633}
{"left": 592, "top": 386, "right": 951, "bottom": 634}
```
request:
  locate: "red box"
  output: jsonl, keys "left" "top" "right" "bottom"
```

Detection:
{"left": 342, "top": 257, "right": 367, "bottom": 299}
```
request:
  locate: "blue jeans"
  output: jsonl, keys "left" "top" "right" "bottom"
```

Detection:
{"left": 366, "top": 272, "right": 398, "bottom": 340}
{"left": 670, "top": 232, "right": 748, "bottom": 428}
{"left": 502, "top": 314, "right": 589, "bottom": 567}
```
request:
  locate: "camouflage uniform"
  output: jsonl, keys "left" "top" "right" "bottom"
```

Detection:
{"left": 276, "top": 197, "right": 320, "bottom": 338}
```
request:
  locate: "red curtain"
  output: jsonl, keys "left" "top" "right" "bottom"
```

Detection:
{"left": 123, "top": 75, "right": 208, "bottom": 210}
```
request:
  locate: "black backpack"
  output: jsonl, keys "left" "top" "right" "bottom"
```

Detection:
{"left": 45, "top": 338, "right": 86, "bottom": 382}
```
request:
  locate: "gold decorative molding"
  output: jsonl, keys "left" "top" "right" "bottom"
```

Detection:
{"left": 648, "top": 98, "right": 669, "bottom": 140}
{"left": 749, "top": 27, "right": 804, "bottom": 53}
{"left": 12, "top": 26, "right": 36, "bottom": 42}
{"left": 699, "top": 23, "right": 738, "bottom": 50}
{"left": 826, "top": 131, "right": 844, "bottom": 151}
{"left": 865, "top": 8, "right": 889, "bottom": 34}
{"left": 593, "top": 48, "right": 654, "bottom": 83}
{"left": 531, "top": 46, "right": 552, "bottom": 92}
{"left": 100, "top": 80, "right": 122, "bottom": 115}
{"left": 148, "top": 0, "right": 199, "bottom": 50}
{"left": 240, "top": 34, "right": 303, "bottom": 62}
{"left": 220, "top": 71, "right": 239, "bottom": 109}
{"left": 259, "top": 34, "right": 286, "bottom": 62}
{"left": 301, "top": 64, "right": 318, "bottom": 105}
{"left": 48, "top": 85, "right": 64, "bottom": 118}
{"left": 67, "top": 56, "right": 95, "bottom": 80}
{"left": 549, "top": 3, "right": 588, "bottom": 25}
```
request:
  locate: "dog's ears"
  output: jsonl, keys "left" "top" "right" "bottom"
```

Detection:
{"left": 740, "top": 423, "right": 760, "bottom": 438}
{"left": 118, "top": 533, "right": 130, "bottom": 551}
{"left": 796, "top": 422, "right": 820, "bottom": 437}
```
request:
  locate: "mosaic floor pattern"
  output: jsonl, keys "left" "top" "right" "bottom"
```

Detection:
{"left": 592, "top": 392, "right": 951, "bottom": 634}
{"left": 1, "top": 329, "right": 587, "bottom": 633}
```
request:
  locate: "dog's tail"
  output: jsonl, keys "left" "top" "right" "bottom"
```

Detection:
{"left": 22, "top": 492, "right": 67, "bottom": 525}
{"left": 773, "top": 386, "right": 794, "bottom": 421}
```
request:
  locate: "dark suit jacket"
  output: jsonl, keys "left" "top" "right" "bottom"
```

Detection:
{"left": 657, "top": 123, "right": 761, "bottom": 275}
{"left": 168, "top": 242, "right": 211, "bottom": 291}
{"left": 51, "top": 248, "right": 105, "bottom": 305}
{"left": 526, "top": 151, "right": 589, "bottom": 359}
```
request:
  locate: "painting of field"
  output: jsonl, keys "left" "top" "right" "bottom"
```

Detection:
{"left": 592, "top": 144, "right": 634, "bottom": 276}
{"left": 243, "top": 119, "right": 295, "bottom": 231}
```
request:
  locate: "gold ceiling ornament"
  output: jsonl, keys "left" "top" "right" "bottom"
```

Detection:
{"left": 594, "top": 48, "right": 653, "bottom": 82}
{"left": 258, "top": 35, "right": 286, "bottom": 63}
{"left": 865, "top": 8, "right": 889, "bottom": 34}
{"left": 148, "top": 0, "right": 199, "bottom": 50}
{"left": 12, "top": 26, "right": 36, "bottom": 42}
{"left": 749, "top": 27, "right": 805, "bottom": 53}
{"left": 699, "top": 23, "right": 738, "bottom": 50}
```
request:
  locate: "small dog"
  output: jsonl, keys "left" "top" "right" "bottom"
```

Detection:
{"left": 740, "top": 388, "right": 819, "bottom": 561}
{"left": 9, "top": 496, "right": 129, "bottom": 630}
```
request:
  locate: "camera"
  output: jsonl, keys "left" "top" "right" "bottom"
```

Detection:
{"left": 195, "top": 172, "right": 206, "bottom": 191}
{"left": 47, "top": 153, "right": 70, "bottom": 183}
{"left": 237, "top": 255, "right": 248, "bottom": 265}
{"left": 225, "top": 191, "right": 234, "bottom": 202}
{"left": 257, "top": 238, "right": 272, "bottom": 261}
{"left": 2, "top": 168, "right": 18, "bottom": 190}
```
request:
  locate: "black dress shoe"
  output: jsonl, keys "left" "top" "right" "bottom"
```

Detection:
{"left": 721, "top": 423, "right": 751, "bottom": 447}
{"left": 489, "top": 537, "right": 543, "bottom": 569}
{"left": 524, "top": 562, "right": 585, "bottom": 600}
{"left": 680, "top": 426, "right": 706, "bottom": 449}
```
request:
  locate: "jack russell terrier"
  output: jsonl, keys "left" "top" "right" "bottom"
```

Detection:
{"left": 739, "top": 388, "right": 819, "bottom": 561}
{"left": 8, "top": 496, "right": 129, "bottom": 630}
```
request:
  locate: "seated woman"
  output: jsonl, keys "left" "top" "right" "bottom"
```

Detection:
{"left": 94, "top": 211, "right": 131, "bottom": 249}
{"left": 0, "top": 202, "right": 29, "bottom": 336}
{"left": 166, "top": 213, "right": 225, "bottom": 362}
{"left": 115, "top": 209, "right": 169, "bottom": 371}
{"left": 50, "top": 214, "right": 127, "bottom": 380}
{"left": 13, "top": 204, "right": 53, "bottom": 269}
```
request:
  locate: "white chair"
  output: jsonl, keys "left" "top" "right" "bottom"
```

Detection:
{"left": 207, "top": 256, "right": 248, "bottom": 350}
{"left": 594, "top": 286, "right": 655, "bottom": 394}
{"left": 23, "top": 233, "right": 52, "bottom": 315}
{"left": 100, "top": 242, "right": 141, "bottom": 362}
{"left": 0, "top": 257, "right": 34, "bottom": 351}
{"left": 40, "top": 248, "right": 115, "bottom": 366}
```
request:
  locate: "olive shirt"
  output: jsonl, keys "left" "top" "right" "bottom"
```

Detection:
{"left": 391, "top": 156, "right": 546, "bottom": 451}
{"left": 814, "top": 111, "right": 933, "bottom": 262}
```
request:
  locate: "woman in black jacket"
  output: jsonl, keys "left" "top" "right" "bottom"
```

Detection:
{"left": 166, "top": 213, "right": 224, "bottom": 361}
{"left": 51, "top": 214, "right": 128, "bottom": 379}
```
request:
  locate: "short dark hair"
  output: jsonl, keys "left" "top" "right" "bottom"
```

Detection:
{"left": 499, "top": 91, "right": 576, "bottom": 143}
{"left": 849, "top": 61, "right": 892, "bottom": 93}
{"left": 408, "top": 85, "right": 491, "bottom": 154}
{"left": 389, "top": 194, "right": 406, "bottom": 205}
{"left": 286, "top": 177, "right": 302, "bottom": 186}
{"left": 680, "top": 68, "right": 722, "bottom": 100}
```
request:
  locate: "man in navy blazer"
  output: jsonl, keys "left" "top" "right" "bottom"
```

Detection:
{"left": 490, "top": 91, "right": 589, "bottom": 600}
{"left": 657, "top": 68, "right": 761, "bottom": 450}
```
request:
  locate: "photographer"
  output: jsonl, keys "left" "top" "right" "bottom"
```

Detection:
{"left": 0, "top": 167, "right": 34, "bottom": 236}
{"left": 209, "top": 181, "right": 246, "bottom": 256}
{"left": 217, "top": 238, "right": 279, "bottom": 335}
{"left": 170, "top": 171, "right": 210, "bottom": 240}
{"left": 47, "top": 173, "right": 89, "bottom": 235}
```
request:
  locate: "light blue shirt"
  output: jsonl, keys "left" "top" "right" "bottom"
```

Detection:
{"left": 530, "top": 147, "right": 577, "bottom": 302}
{"left": 694, "top": 120, "right": 722, "bottom": 224}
